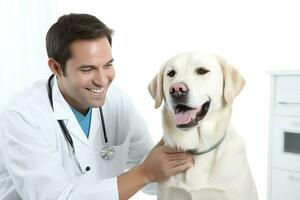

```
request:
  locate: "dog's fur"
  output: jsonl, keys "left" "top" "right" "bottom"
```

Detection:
{"left": 148, "top": 52, "right": 258, "bottom": 200}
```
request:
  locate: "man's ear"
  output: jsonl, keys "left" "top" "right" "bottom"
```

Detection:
{"left": 148, "top": 64, "right": 166, "bottom": 108}
{"left": 48, "top": 58, "right": 63, "bottom": 77}
{"left": 217, "top": 55, "right": 245, "bottom": 104}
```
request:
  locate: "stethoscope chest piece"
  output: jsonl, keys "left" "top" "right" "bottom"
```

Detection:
{"left": 101, "top": 145, "right": 115, "bottom": 160}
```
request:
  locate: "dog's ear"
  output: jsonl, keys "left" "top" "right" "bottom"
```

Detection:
{"left": 217, "top": 56, "right": 245, "bottom": 104}
{"left": 148, "top": 65, "right": 165, "bottom": 108}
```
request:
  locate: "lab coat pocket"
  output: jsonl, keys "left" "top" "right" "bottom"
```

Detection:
{"left": 101, "top": 135, "right": 130, "bottom": 178}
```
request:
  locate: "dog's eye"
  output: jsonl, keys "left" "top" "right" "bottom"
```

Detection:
{"left": 167, "top": 69, "right": 176, "bottom": 77}
{"left": 196, "top": 67, "right": 210, "bottom": 75}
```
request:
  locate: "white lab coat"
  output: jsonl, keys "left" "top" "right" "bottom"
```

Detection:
{"left": 0, "top": 77, "right": 156, "bottom": 200}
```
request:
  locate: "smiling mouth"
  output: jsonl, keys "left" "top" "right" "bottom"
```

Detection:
{"left": 172, "top": 101, "right": 211, "bottom": 129}
{"left": 85, "top": 88, "right": 105, "bottom": 95}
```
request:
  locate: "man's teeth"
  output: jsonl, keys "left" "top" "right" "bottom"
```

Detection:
{"left": 89, "top": 88, "right": 104, "bottom": 93}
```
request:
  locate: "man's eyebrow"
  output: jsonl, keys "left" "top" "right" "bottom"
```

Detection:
{"left": 104, "top": 58, "right": 114, "bottom": 66}
{"left": 78, "top": 65, "right": 95, "bottom": 69}
{"left": 78, "top": 58, "right": 114, "bottom": 69}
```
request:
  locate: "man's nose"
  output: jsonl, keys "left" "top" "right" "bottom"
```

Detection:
{"left": 94, "top": 69, "right": 107, "bottom": 86}
{"left": 169, "top": 82, "right": 188, "bottom": 98}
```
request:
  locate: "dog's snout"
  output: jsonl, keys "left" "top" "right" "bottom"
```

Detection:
{"left": 169, "top": 82, "right": 188, "bottom": 97}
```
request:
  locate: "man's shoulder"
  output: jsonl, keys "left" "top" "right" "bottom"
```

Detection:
{"left": 1, "top": 79, "right": 48, "bottom": 115}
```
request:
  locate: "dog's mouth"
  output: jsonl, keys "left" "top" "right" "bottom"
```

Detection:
{"left": 172, "top": 101, "right": 211, "bottom": 129}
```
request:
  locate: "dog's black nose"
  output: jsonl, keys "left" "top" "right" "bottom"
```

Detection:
{"left": 169, "top": 82, "right": 188, "bottom": 98}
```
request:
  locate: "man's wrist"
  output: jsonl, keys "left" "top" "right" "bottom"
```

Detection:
{"left": 117, "top": 163, "right": 153, "bottom": 200}
{"left": 136, "top": 163, "right": 153, "bottom": 184}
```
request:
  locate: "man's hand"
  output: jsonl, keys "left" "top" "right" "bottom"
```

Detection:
{"left": 117, "top": 139, "right": 194, "bottom": 200}
{"left": 140, "top": 139, "right": 194, "bottom": 183}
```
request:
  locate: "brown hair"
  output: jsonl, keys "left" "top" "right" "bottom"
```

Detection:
{"left": 46, "top": 13, "right": 113, "bottom": 74}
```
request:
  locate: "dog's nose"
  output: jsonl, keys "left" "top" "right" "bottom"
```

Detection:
{"left": 169, "top": 82, "right": 188, "bottom": 97}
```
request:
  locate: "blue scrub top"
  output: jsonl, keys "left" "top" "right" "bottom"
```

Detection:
{"left": 70, "top": 106, "right": 92, "bottom": 138}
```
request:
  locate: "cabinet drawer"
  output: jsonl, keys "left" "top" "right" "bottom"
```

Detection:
{"left": 271, "top": 116, "right": 300, "bottom": 172}
{"left": 273, "top": 75, "right": 300, "bottom": 116}
{"left": 271, "top": 168, "right": 300, "bottom": 200}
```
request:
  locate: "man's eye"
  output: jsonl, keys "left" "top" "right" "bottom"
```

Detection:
{"left": 81, "top": 69, "right": 92, "bottom": 72}
{"left": 196, "top": 67, "right": 210, "bottom": 75}
{"left": 104, "top": 63, "right": 113, "bottom": 69}
{"left": 167, "top": 69, "right": 176, "bottom": 77}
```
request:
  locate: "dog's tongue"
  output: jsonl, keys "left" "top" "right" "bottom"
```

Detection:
{"left": 173, "top": 109, "right": 198, "bottom": 125}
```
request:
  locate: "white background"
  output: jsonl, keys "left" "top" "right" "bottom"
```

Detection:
{"left": 1, "top": 0, "right": 300, "bottom": 199}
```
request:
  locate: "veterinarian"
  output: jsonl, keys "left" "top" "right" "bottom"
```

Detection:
{"left": 0, "top": 13, "right": 194, "bottom": 200}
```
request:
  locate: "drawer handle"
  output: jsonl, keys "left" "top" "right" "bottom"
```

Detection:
{"left": 278, "top": 101, "right": 300, "bottom": 105}
{"left": 289, "top": 175, "right": 300, "bottom": 181}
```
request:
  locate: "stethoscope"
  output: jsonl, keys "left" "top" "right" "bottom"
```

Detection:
{"left": 47, "top": 74, "right": 115, "bottom": 174}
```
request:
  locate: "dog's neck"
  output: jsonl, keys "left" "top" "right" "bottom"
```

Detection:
{"left": 162, "top": 104, "right": 232, "bottom": 152}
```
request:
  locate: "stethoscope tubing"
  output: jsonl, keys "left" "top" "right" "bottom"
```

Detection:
{"left": 47, "top": 74, "right": 110, "bottom": 173}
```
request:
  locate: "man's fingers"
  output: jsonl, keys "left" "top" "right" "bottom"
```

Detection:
{"left": 169, "top": 155, "right": 194, "bottom": 167}
{"left": 170, "top": 160, "right": 194, "bottom": 175}
{"left": 167, "top": 152, "right": 193, "bottom": 161}
{"left": 155, "top": 139, "right": 164, "bottom": 147}
{"left": 162, "top": 145, "right": 183, "bottom": 154}
{"left": 168, "top": 159, "right": 190, "bottom": 168}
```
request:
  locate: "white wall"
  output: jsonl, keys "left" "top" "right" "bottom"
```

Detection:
{"left": 0, "top": 0, "right": 57, "bottom": 107}
{"left": 1, "top": 0, "right": 300, "bottom": 199}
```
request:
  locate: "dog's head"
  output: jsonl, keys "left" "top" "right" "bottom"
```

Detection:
{"left": 148, "top": 51, "right": 245, "bottom": 130}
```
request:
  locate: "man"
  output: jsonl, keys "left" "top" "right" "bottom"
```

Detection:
{"left": 0, "top": 13, "right": 193, "bottom": 200}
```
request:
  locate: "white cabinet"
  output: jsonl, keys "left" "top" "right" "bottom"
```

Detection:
{"left": 271, "top": 116, "right": 300, "bottom": 172}
{"left": 271, "top": 169, "right": 300, "bottom": 200}
{"left": 273, "top": 75, "right": 300, "bottom": 116}
{"left": 268, "top": 71, "right": 300, "bottom": 200}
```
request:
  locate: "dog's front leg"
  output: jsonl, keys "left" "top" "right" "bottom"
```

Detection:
{"left": 157, "top": 186, "right": 193, "bottom": 200}
{"left": 186, "top": 152, "right": 217, "bottom": 187}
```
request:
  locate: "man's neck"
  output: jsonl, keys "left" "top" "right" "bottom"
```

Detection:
{"left": 57, "top": 79, "right": 89, "bottom": 115}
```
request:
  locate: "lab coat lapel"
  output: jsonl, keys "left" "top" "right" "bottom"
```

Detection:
{"left": 66, "top": 115, "right": 90, "bottom": 147}
{"left": 88, "top": 108, "right": 101, "bottom": 147}
{"left": 51, "top": 77, "right": 90, "bottom": 148}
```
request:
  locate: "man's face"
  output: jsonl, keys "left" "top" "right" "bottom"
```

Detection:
{"left": 57, "top": 37, "right": 115, "bottom": 114}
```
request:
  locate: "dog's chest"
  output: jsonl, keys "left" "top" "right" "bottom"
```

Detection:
{"left": 162, "top": 153, "right": 218, "bottom": 190}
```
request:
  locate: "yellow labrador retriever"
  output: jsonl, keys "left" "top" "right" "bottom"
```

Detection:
{"left": 148, "top": 52, "right": 258, "bottom": 200}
